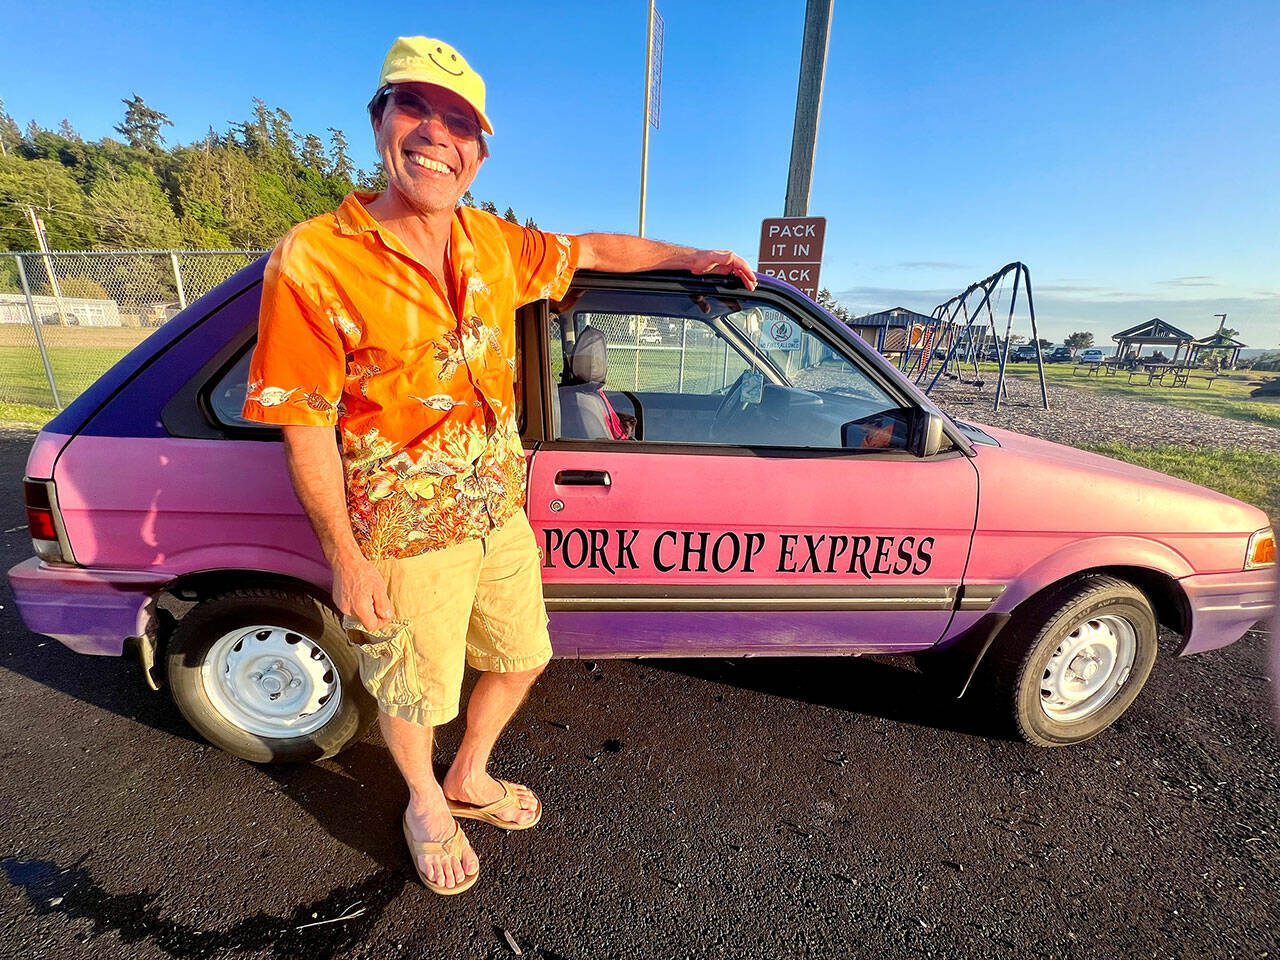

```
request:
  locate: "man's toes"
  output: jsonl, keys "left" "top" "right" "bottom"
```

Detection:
{"left": 422, "top": 859, "right": 441, "bottom": 886}
{"left": 462, "top": 847, "right": 480, "bottom": 877}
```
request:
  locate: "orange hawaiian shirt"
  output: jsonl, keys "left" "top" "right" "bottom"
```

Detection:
{"left": 242, "top": 192, "right": 578, "bottom": 560}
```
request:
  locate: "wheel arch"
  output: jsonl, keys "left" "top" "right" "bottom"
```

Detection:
{"left": 946, "top": 564, "right": 1189, "bottom": 699}
{"left": 153, "top": 569, "right": 335, "bottom": 671}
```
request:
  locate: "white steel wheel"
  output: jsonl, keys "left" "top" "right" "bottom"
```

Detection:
{"left": 166, "top": 588, "right": 376, "bottom": 763}
{"left": 989, "top": 575, "right": 1158, "bottom": 747}
{"left": 201, "top": 624, "right": 341, "bottom": 738}
{"left": 1038, "top": 614, "right": 1138, "bottom": 723}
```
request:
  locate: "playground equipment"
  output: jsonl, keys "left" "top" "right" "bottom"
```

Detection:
{"left": 898, "top": 261, "right": 1049, "bottom": 412}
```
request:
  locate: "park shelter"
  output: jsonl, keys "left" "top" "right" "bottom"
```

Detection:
{"left": 1187, "top": 331, "right": 1247, "bottom": 367}
{"left": 1111, "top": 318, "right": 1195, "bottom": 363}
{"left": 847, "top": 306, "right": 936, "bottom": 354}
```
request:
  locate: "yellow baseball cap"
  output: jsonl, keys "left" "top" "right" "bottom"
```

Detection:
{"left": 377, "top": 37, "right": 494, "bottom": 135}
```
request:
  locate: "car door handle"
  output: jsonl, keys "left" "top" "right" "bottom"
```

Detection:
{"left": 554, "top": 470, "right": 611, "bottom": 487}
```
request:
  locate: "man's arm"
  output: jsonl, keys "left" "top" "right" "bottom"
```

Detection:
{"left": 576, "top": 233, "right": 757, "bottom": 290}
{"left": 281, "top": 424, "right": 393, "bottom": 630}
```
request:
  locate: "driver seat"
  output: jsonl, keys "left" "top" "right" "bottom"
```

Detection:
{"left": 559, "top": 327, "right": 629, "bottom": 440}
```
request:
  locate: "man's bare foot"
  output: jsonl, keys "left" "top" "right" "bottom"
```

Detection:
{"left": 404, "top": 800, "right": 479, "bottom": 889}
{"left": 442, "top": 771, "right": 540, "bottom": 828}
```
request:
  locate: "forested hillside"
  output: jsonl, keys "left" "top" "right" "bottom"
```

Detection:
{"left": 0, "top": 96, "right": 532, "bottom": 252}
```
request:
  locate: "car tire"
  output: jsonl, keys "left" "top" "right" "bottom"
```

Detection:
{"left": 166, "top": 587, "right": 376, "bottom": 763}
{"left": 986, "top": 575, "right": 1158, "bottom": 747}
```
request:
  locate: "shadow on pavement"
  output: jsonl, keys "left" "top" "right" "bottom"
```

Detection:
{"left": 644, "top": 654, "right": 1008, "bottom": 741}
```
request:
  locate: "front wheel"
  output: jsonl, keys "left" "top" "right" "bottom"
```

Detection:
{"left": 987, "top": 575, "right": 1158, "bottom": 747}
{"left": 166, "top": 588, "right": 376, "bottom": 763}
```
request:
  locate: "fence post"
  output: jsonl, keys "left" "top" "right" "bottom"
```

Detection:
{"left": 14, "top": 254, "right": 62, "bottom": 411}
{"left": 170, "top": 252, "right": 188, "bottom": 311}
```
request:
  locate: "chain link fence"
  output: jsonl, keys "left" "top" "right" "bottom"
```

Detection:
{"left": 0, "top": 250, "right": 264, "bottom": 421}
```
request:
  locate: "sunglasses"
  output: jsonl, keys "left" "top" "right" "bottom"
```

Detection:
{"left": 380, "top": 87, "right": 482, "bottom": 141}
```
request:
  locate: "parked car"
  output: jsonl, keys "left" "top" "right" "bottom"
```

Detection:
{"left": 1077, "top": 348, "right": 1107, "bottom": 364}
{"left": 10, "top": 264, "right": 1275, "bottom": 762}
{"left": 1010, "top": 344, "right": 1040, "bottom": 362}
{"left": 1046, "top": 346, "right": 1074, "bottom": 363}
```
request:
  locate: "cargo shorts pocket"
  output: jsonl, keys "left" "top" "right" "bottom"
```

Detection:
{"left": 342, "top": 616, "right": 419, "bottom": 707}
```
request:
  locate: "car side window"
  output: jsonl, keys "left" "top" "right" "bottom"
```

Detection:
{"left": 208, "top": 346, "right": 260, "bottom": 429}
{"left": 547, "top": 289, "right": 909, "bottom": 451}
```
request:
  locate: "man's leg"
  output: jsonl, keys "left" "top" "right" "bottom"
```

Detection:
{"left": 442, "top": 665, "right": 545, "bottom": 823}
{"left": 380, "top": 711, "right": 479, "bottom": 889}
{"left": 442, "top": 513, "right": 551, "bottom": 824}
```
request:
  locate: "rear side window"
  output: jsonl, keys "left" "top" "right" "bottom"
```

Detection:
{"left": 208, "top": 347, "right": 258, "bottom": 429}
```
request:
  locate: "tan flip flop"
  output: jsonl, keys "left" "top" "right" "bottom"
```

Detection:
{"left": 402, "top": 816, "right": 479, "bottom": 895}
{"left": 447, "top": 780, "right": 542, "bottom": 831}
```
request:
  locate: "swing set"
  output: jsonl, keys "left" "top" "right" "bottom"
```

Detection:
{"left": 894, "top": 261, "right": 1049, "bottom": 411}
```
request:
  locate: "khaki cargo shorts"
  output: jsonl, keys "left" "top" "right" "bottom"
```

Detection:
{"left": 348, "top": 511, "right": 552, "bottom": 728}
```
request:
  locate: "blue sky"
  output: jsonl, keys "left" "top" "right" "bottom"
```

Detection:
{"left": 3, "top": 0, "right": 1277, "bottom": 346}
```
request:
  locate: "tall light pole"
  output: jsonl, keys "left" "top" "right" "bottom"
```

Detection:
{"left": 638, "top": 0, "right": 658, "bottom": 237}
{"left": 784, "top": 0, "right": 834, "bottom": 217}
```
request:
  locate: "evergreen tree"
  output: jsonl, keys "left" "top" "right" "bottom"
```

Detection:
{"left": 0, "top": 99, "right": 20, "bottom": 156}
{"left": 301, "top": 134, "right": 327, "bottom": 174}
{"left": 89, "top": 170, "right": 182, "bottom": 248}
{"left": 460, "top": 190, "right": 476, "bottom": 207}
{"left": 57, "top": 119, "right": 82, "bottom": 143}
{"left": 524, "top": 216, "right": 538, "bottom": 229}
{"left": 327, "top": 128, "right": 353, "bottom": 181}
{"left": 480, "top": 199, "right": 498, "bottom": 215}
{"left": 115, "top": 95, "right": 172, "bottom": 151}
{"left": 503, "top": 206, "right": 519, "bottom": 224}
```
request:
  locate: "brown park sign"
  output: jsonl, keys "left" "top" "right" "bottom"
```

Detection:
{"left": 757, "top": 216, "right": 826, "bottom": 299}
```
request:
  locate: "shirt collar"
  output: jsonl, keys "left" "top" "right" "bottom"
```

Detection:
{"left": 335, "top": 191, "right": 383, "bottom": 236}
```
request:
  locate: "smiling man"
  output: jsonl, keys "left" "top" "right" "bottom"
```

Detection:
{"left": 242, "top": 36, "right": 755, "bottom": 895}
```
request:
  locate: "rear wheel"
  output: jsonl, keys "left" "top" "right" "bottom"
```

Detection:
{"left": 166, "top": 588, "right": 376, "bottom": 763}
{"left": 988, "top": 575, "right": 1158, "bottom": 747}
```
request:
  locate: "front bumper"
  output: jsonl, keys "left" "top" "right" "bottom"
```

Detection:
{"left": 1177, "top": 567, "right": 1277, "bottom": 656}
{"left": 7, "top": 557, "right": 167, "bottom": 656}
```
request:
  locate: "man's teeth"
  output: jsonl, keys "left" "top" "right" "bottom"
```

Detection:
{"left": 408, "top": 154, "right": 452, "bottom": 174}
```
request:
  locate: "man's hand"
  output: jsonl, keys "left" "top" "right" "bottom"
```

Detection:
{"left": 332, "top": 549, "right": 395, "bottom": 631}
{"left": 686, "top": 249, "right": 757, "bottom": 290}
{"left": 577, "top": 234, "right": 758, "bottom": 290}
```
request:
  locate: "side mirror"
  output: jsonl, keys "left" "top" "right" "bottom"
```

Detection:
{"left": 909, "top": 409, "right": 946, "bottom": 458}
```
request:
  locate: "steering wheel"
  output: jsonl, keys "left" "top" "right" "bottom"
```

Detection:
{"left": 709, "top": 370, "right": 757, "bottom": 443}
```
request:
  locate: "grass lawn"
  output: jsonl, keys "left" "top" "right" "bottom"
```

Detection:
{"left": 0, "top": 327, "right": 158, "bottom": 426}
{"left": 986, "top": 361, "right": 1280, "bottom": 430}
{"left": 1085, "top": 442, "right": 1280, "bottom": 523}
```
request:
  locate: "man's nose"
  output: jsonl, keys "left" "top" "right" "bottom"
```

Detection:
{"left": 417, "top": 112, "right": 452, "bottom": 142}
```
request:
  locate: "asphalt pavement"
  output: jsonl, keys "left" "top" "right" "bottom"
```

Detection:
{"left": 0, "top": 431, "right": 1277, "bottom": 960}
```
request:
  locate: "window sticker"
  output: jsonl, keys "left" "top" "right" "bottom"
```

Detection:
{"left": 762, "top": 317, "right": 802, "bottom": 352}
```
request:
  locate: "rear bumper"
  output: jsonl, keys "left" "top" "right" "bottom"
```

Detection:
{"left": 1177, "top": 567, "right": 1277, "bottom": 656}
{"left": 6, "top": 557, "right": 166, "bottom": 656}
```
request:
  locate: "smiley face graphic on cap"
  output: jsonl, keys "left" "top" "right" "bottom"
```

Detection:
{"left": 428, "top": 43, "right": 465, "bottom": 77}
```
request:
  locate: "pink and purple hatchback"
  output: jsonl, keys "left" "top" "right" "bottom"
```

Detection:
{"left": 9, "top": 262, "right": 1276, "bottom": 761}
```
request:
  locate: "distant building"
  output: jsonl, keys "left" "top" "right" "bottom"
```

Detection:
{"left": 0, "top": 293, "right": 122, "bottom": 327}
{"left": 846, "top": 306, "right": 937, "bottom": 354}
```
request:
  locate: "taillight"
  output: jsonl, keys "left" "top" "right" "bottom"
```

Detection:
{"left": 23, "top": 479, "right": 70, "bottom": 563}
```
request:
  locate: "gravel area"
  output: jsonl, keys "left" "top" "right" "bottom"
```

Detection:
{"left": 929, "top": 374, "right": 1280, "bottom": 453}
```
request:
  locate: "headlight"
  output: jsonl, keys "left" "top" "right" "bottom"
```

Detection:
{"left": 1245, "top": 527, "right": 1276, "bottom": 570}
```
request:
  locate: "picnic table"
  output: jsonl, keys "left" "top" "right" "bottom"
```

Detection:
{"left": 1072, "top": 359, "right": 1126, "bottom": 378}
{"left": 1125, "top": 362, "right": 1216, "bottom": 388}
{"left": 1131, "top": 363, "right": 1177, "bottom": 386}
